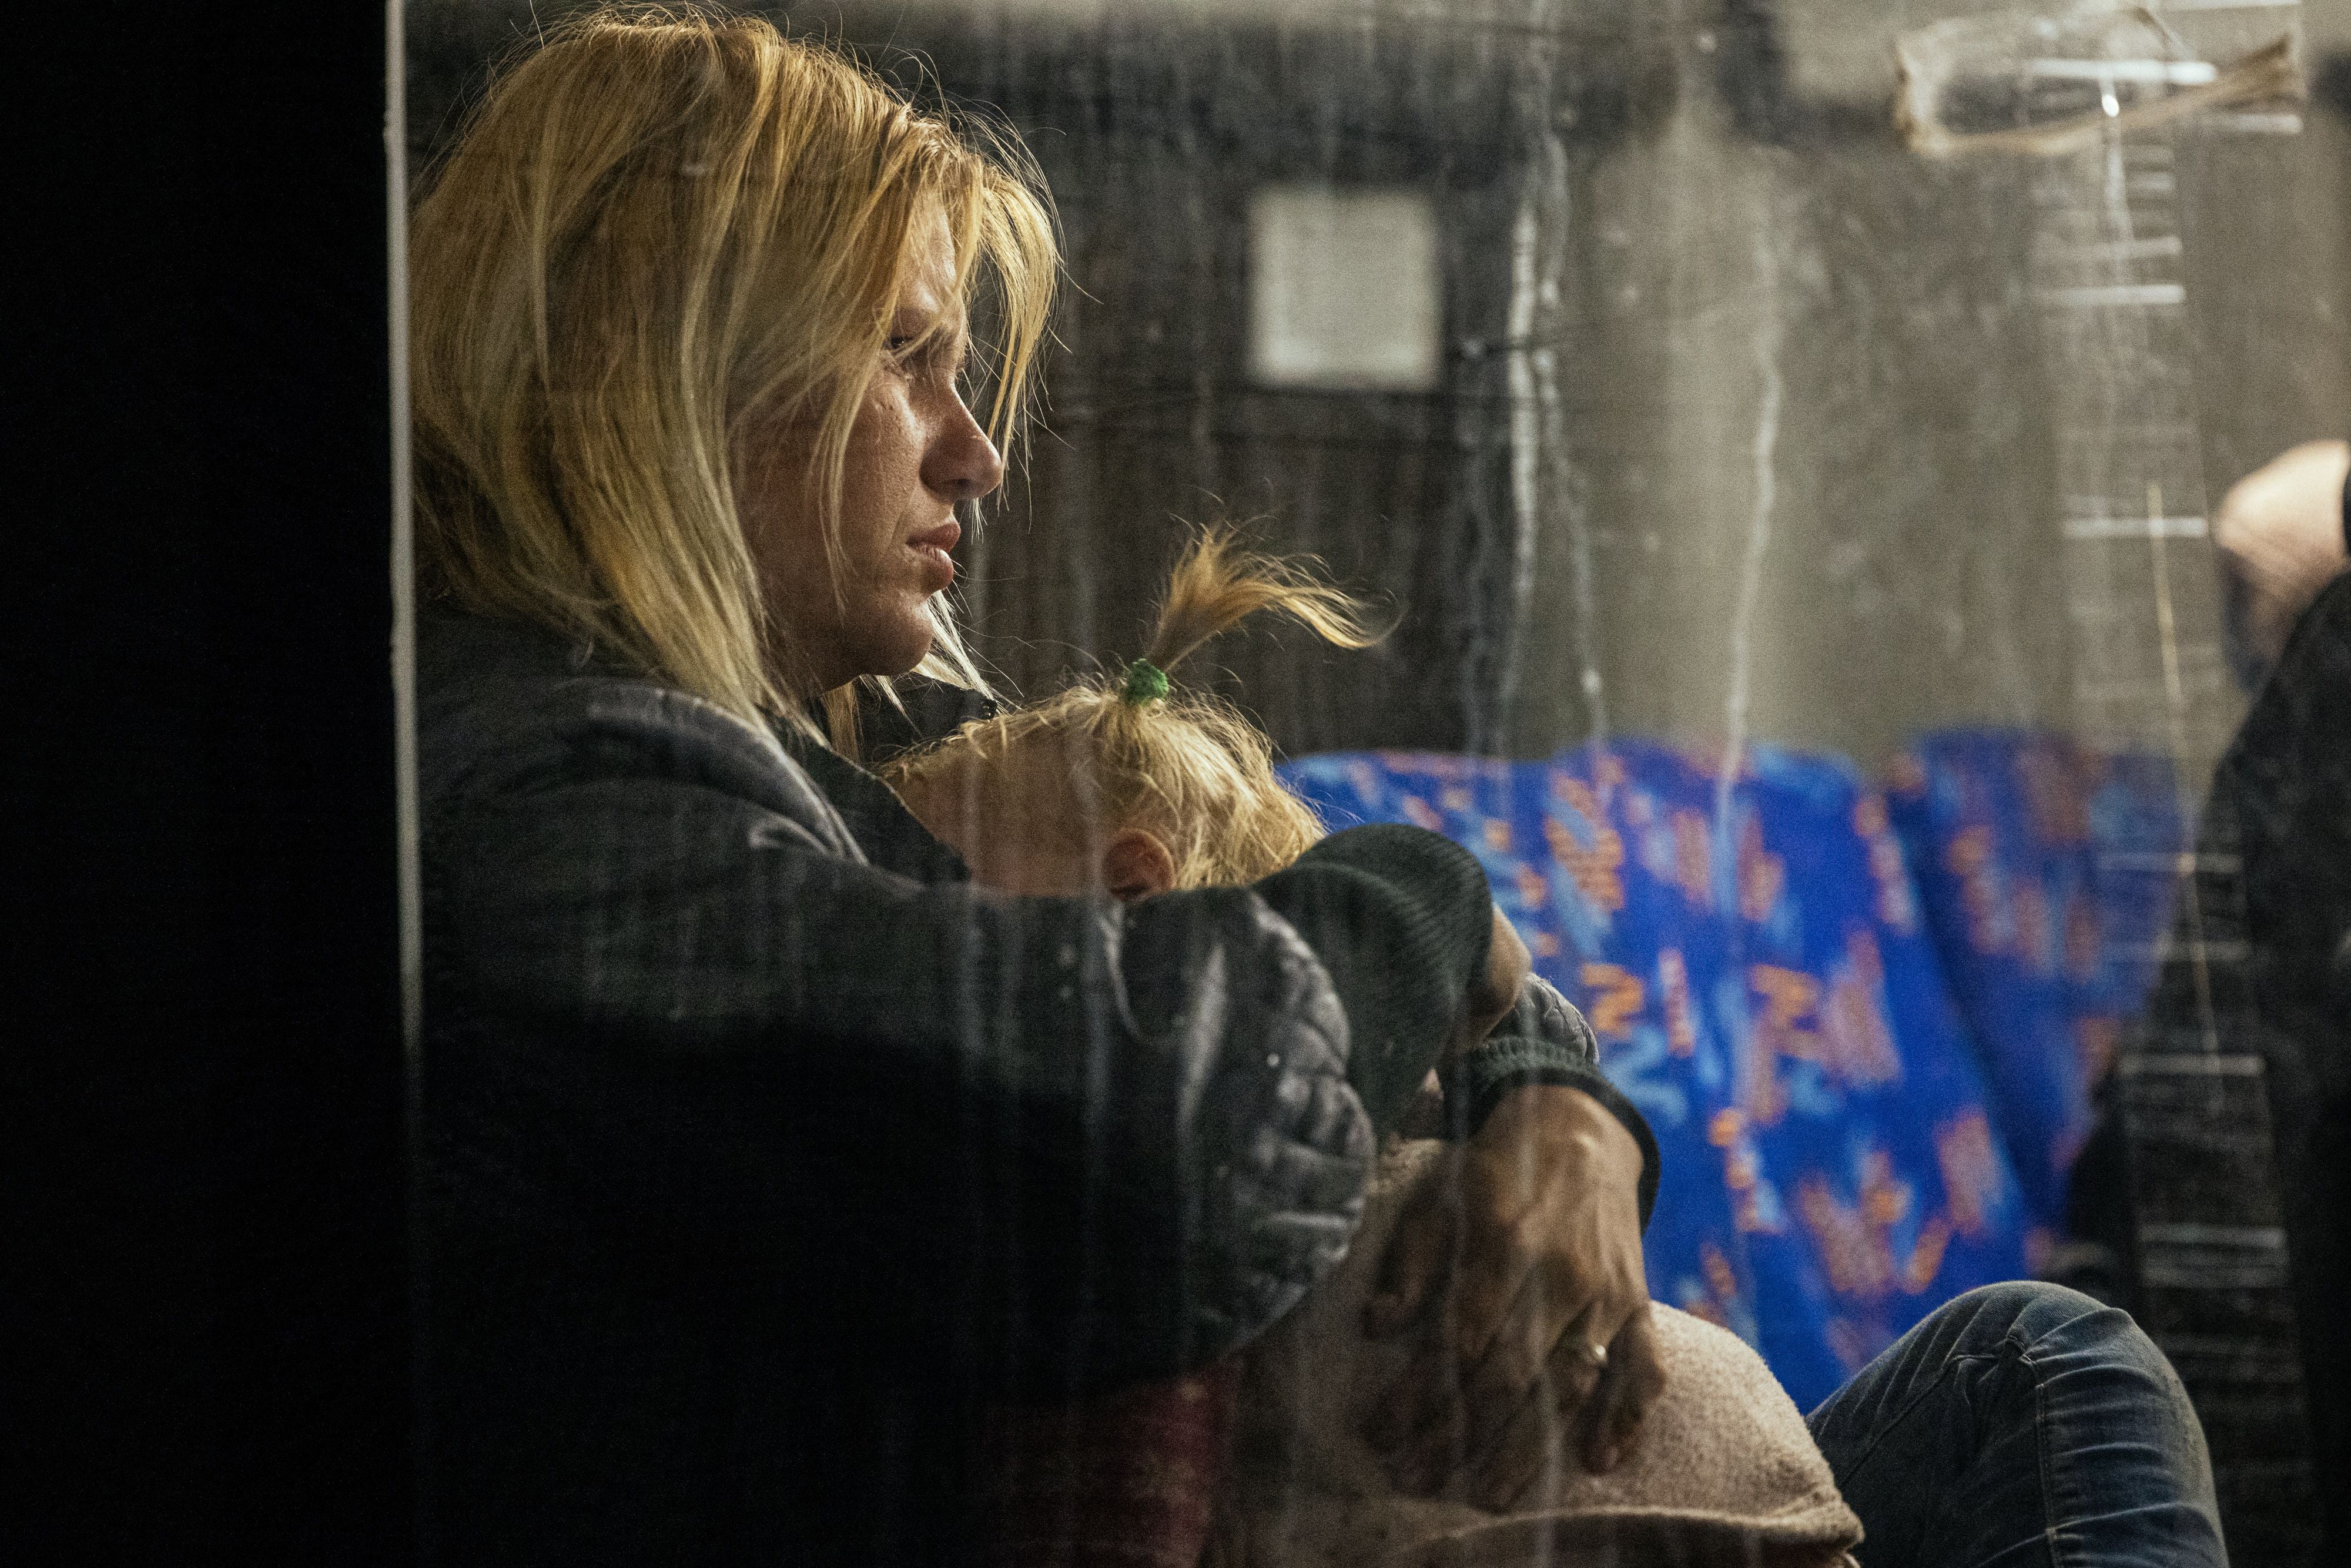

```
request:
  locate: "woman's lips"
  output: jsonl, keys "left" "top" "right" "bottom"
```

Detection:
{"left": 909, "top": 520, "right": 960, "bottom": 589}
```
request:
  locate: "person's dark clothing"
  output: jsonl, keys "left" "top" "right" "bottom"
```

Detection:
{"left": 2071, "top": 571, "right": 2351, "bottom": 1554}
{"left": 414, "top": 606, "right": 1652, "bottom": 1567}
{"left": 2195, "top": 571, "right": 2351, "bottom": 1554}
{"left": 853, "top": 672, "right": 999, "bottom": 765}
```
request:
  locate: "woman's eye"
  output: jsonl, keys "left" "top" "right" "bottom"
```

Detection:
{"left": 885, "top": 329, "right": 965, "bottom": 384}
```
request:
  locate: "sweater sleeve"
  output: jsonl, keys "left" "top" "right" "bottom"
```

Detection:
{"left": 1252, "top": 824, "right": 1496, "bottom": 1141}
{"left": 1440, "top": 975, "right": 1661, "bottom": 1231}
{"left": 421, "top": 673, "right": 1498, "bottom": 1393}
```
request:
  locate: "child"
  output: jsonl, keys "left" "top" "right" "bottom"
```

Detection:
{"left": 880, "top": 527, "right": 1384, "bottom": 1568}
{"left": 881, "top": 525, "right": 1378, "bottom": 902}
{"left": 886, "top": 531, "right": 1860, "bottom": 1568}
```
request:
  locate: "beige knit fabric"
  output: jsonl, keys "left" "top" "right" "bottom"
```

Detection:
{"left": 1207, "top": 1141, "right": 1863, "bottom": 1568}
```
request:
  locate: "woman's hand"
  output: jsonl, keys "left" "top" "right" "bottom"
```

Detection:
{"left": 1360, "top": 1083, "right": 1663, "bottom": 1507}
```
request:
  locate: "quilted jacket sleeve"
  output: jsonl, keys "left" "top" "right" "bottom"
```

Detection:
{"left": 420, "top": 627, "right": 1495, "bottom": 1392}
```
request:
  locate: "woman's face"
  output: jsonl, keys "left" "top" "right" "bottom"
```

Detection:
{"left": 737, "top": 209, "right": 1005, "bottom": 690}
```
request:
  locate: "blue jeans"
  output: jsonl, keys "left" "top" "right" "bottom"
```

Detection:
{"left": 1806, "top": 1284, "right": 2226, "bottom": 1568}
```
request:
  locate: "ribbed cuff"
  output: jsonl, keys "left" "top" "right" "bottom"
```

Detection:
{"left": 1260, "top": 824, "right": 1497, "bottom": 1140}
{"left": 1442, "top": 1039, "right": 1660, "bottom": 1231}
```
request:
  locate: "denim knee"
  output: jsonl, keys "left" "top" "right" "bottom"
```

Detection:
{"left": 1941, "top": 1281, "right": 2165, "bottom": 1372}
{"left": 1940, "top": 1282, "right": 2206, "bottom": 1445}
{"left": 1813, "top": 1281, "right": 2224, "bottom": 1568}
{"left": 1948, "top": 1279, "right": 2106, "bottom": 1339}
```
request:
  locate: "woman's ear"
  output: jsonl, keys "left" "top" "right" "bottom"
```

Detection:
{"left": 1101, "top": 827, "right": 1177, "bottom": 903}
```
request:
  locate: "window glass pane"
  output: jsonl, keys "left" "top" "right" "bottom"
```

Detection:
{"left": 401, "top": 3, "right": 2350, "bottom": 1562}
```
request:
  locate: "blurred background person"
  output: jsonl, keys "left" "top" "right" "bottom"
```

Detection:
{"left": 2216, "top": 438, "right": 2349, "bottom": 688}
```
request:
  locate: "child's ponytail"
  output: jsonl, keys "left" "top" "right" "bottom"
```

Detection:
{"left": 1123, "top": 527, "right": 1382, "bottom": 699}
{"left": 883, "top": 522, "right": 1386, "bottom": 889}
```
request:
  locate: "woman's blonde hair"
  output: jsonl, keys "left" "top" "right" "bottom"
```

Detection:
{"left": 881, "top": 527, "right": 1384, "bottom": 888}
{"left": 408, "top": 4, "right": 1057, "bottom": 738}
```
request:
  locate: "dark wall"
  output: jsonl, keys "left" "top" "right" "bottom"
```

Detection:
{"left": 14, "top": 6, "right": 409, "bottom": 1562}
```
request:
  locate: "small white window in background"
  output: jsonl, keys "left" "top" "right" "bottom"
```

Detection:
{"left": 1248, "top": 185, "right": 1441, "bottom": 392}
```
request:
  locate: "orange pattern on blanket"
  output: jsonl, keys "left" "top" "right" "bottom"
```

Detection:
{"left": 1582, "top": 961, "right": 1646, "bottom": 1039}
{"left": 1545, "top": 774, "right": 1626, "bottom": 914}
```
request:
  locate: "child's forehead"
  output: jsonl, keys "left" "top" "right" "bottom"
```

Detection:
{"left": 940, "top": 721, "right": 1097, "bottom": 782}
{"left": 907, "top": 737, "right": 1091, "bottom": 819}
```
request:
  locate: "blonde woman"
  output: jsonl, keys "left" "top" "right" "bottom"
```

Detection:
{"left": 411, "top": 9, "right": 1661, "bottom": 1566}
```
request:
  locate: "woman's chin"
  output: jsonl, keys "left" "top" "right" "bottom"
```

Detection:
{"left": 858, "top": 605, "right": 938, "bottom": 681}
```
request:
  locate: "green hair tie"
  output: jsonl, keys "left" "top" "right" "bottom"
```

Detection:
{"left": 1121, "top": 657, "right": 1170, "bottom": 706}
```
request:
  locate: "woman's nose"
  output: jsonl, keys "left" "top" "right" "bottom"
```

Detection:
{"left": 925, "top": 390, "right": 1006, "bottom": 504}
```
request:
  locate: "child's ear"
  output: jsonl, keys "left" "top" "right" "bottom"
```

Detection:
{"left": 1101, "top": 828, "right": 1177, "bottom": 903}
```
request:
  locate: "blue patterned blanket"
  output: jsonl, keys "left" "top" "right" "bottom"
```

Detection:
{"left": 1280, "top": 732, "right": 2173, "bottom": 1412}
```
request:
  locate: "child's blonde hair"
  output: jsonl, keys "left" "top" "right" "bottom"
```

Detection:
{"left": 408, "top": 5, "right": 1057, "bottom": 739}
{"left": 882, "top": 527, "right": 1382, "bottom": 888}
